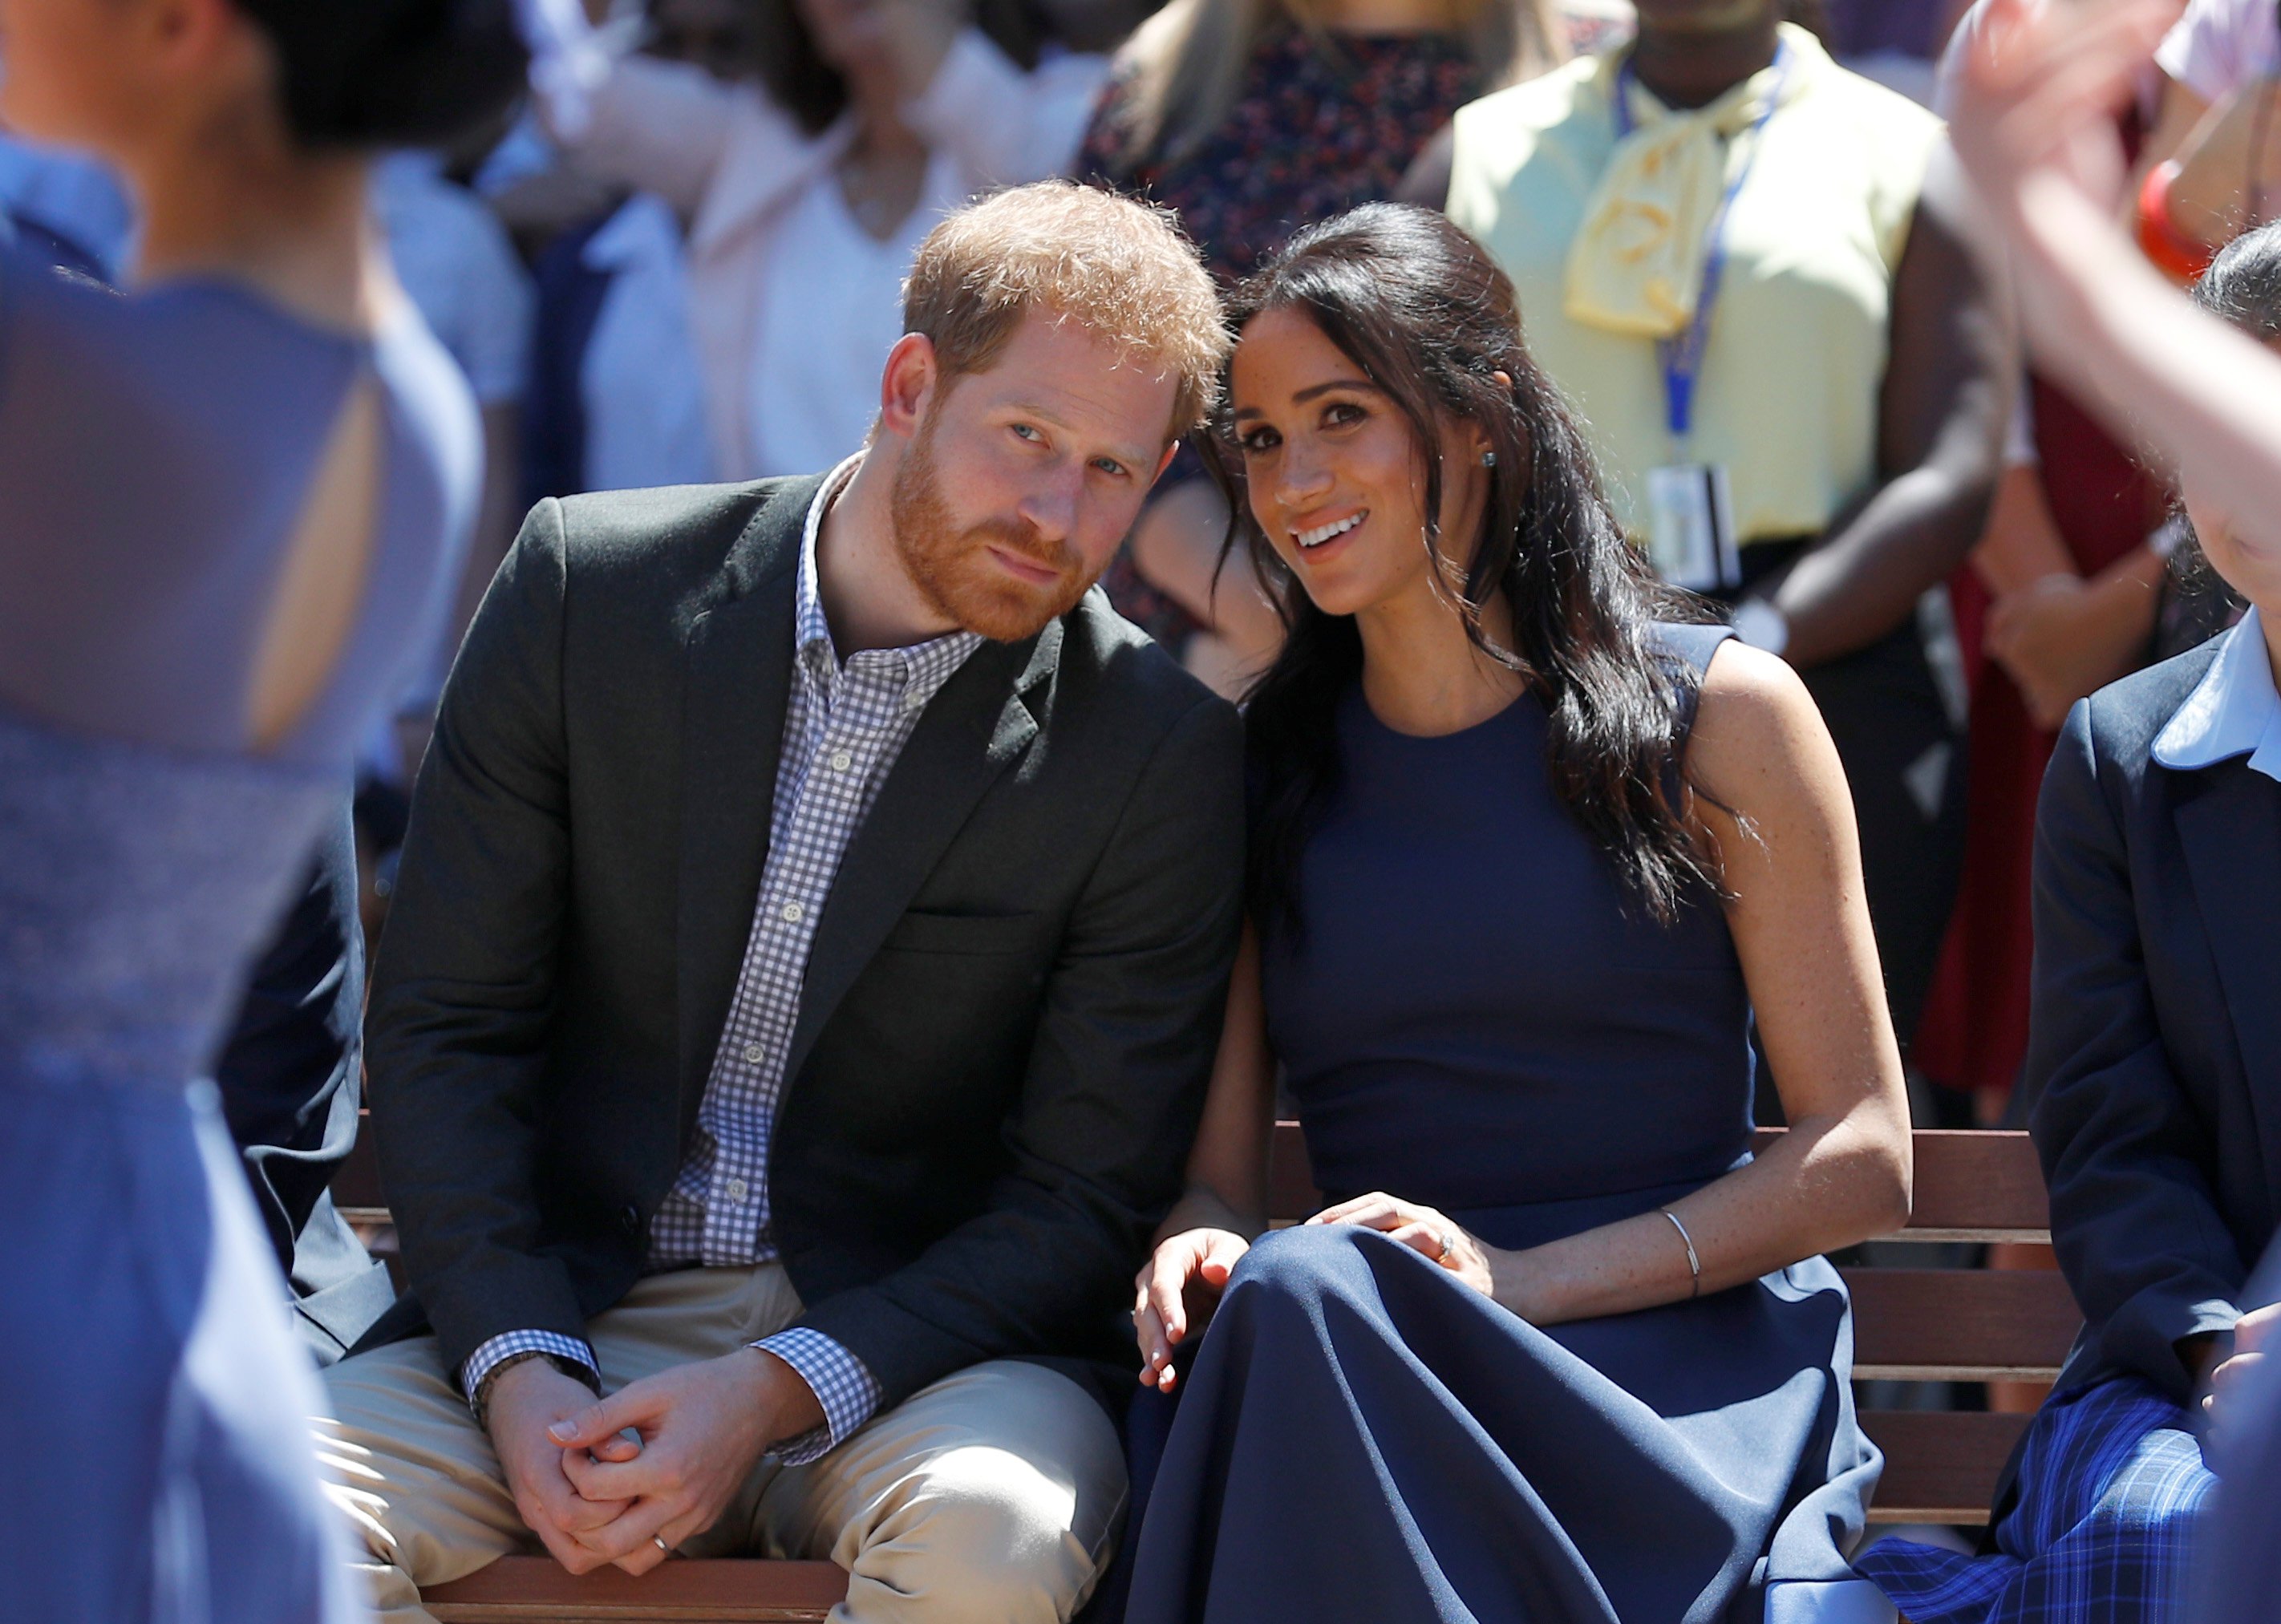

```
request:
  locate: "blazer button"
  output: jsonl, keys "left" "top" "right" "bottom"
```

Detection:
{"left": 618, "top": 1204, "right": 642, "bottom": 1236}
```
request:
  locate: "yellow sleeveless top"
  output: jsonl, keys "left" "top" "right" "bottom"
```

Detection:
{"left": 1446, "top": 24, "right": 1942, "bottom": 549}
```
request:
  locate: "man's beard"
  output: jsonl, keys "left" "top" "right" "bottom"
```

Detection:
{"left": 889, "top": 418, "right": 1091, "bottom": 643}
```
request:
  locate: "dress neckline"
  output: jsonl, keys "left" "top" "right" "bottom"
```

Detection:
{"left": 1350, "top": 680, "right": 1533, "bottom": 743}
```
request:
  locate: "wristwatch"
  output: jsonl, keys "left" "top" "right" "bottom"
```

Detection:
{"left": 471, "top": 1350, "right": 601, "bottom": 1432}
{"left": 1730, "top": 597, "right": 1791, "bottom": 658}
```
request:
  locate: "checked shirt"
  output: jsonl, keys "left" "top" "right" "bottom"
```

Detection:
{"left": 463, "top": 459, "right": 982, "bottom": 1460}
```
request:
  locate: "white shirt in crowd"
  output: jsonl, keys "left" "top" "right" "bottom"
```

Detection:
{"left": 565, "top": 34, "right": 1108, "bottom": 481}
{"left": 578, "top": 192, "right": 717, "bottom": 492}
{"left": 374, "top": 152, "right": 536, "bottom": 410}
{"left": 2157, "top": 0, "right": 2281, "bottom": 104}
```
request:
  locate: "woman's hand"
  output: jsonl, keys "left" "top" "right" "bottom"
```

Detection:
{"left": 1307, "top": 1193, "right": 1498, "bottom": 1301}
{"left": 1132, "top": 1229, "right": 1251, "bottom": 1393}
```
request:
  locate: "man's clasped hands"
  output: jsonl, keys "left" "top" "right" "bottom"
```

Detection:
{"left": 481, "top": 1347, "right": 826, "bottom": 1577}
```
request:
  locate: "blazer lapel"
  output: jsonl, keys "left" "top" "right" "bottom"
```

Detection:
{"left": 2176, "top": 762, "right": 2281, "bottom": 1109}
{"left": 674, "top": 486, "right": 812, "bottom": 1125}
{"left": 783, "top": 618, "right": 1063, "bottom": 1086}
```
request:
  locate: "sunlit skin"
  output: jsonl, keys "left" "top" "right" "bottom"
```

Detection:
{"left": 2180, "top": 340, "right": 2281, "bottom": 663}
{"left": 1228, "top": 306, "right": 1517, "bottom": 735}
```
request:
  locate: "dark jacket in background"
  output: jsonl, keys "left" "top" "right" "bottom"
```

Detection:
{"left": 358, "top": 475, "right": 1246, "bottom": 1411}
{"left": 2028, "top": 636, "right": 2281, "bottom": 1405}
{"left": 213, "top": 802, "right": 395, "bottom": 1363}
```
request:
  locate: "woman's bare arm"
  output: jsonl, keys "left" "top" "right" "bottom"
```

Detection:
{"left": 1132, "top": 924, "right": 1278, "bottom": 1387}
{"left": 1486, "top": 644, "right": 1912, "bottom": 1321}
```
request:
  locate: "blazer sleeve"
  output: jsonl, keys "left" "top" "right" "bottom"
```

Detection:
{"left": 364, "top": 500, "right": 588, "bottom": 1382}
{"left": 2027, "top": 698, "right": 2246, "bottom": 1403}
{"left": 792, "top": 692, "right": 1247, "bottom": 1407}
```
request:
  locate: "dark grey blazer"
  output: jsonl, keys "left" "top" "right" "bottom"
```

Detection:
{"left": 2028, "top": 634, "right": 2281, "bottom": 1404}
{"left": 356, "top": 474, "right": 1246, "bottom": 1411}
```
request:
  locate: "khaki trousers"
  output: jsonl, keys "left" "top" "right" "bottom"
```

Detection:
{"left": 314, "top": 1266, "right": 1126, "bottom": 1624}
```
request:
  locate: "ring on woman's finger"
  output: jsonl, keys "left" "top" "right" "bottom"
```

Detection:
{"left": 653, "top": 1536, "right": 672, "bottom": 1556}
{"left": 1436, "top": 1229, "right": 1457, "bottom": 1263}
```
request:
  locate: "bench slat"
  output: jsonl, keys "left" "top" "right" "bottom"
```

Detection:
{"left": 424, "top": 1557, "right": 845, "bottom": 1622}
{"left": 1859, "top": 1410, "right": 2029, "bottom": 1525}
{"left": 1846, "top": 1268, "right": 2080, "bottom": 1383}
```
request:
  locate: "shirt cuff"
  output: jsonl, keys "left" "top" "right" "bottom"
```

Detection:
{"left": 461, "top": 1329, "right": 602, "bottom": 1407}
{"left": 754, "top": 1328, "right": 883, "bottom": 1464}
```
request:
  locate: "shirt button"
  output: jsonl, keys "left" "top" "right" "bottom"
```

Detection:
{"left": 742, "top": 1042, "right": 766, "bottom": 1066}
{"left": 781, "top": 901, "right": 804, "bottom": 925}
{"left": 723, "top": 1177, "right": 748, "bottom": 1205}
{"left": 829, "top": 750, "right": 853, "bottom": 774}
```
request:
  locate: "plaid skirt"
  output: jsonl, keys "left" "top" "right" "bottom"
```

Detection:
{"left": 1853, "top": 1375, "right": 2214, "bottom": 1624}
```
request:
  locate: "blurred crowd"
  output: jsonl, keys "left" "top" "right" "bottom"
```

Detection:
{"left": 0, "top": 0, "right": 2259, "bottom": 1129}
{"left": 0, "top": 0, "right": 2134, "bottom": 1128}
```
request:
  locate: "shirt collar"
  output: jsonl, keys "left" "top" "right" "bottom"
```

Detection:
{"left": 2152, "top": 606, "right": 2281, "bottom": 784}
{"left": 795, "top": 455, "right": 982, "bottom": 709}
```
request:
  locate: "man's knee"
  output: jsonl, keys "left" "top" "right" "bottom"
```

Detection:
{"left": 310, "top": 1338, "right": 520, "bottom": 1588}
{"left": 881, "top": 1444, "right": 1113, "bottom": 1616}
{"left": 830, "top": 1363, "right": 1125, "bottom": 1623}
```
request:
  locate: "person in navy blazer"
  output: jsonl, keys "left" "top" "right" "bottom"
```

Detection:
{"left": 1854, "top": 51, "right": 2281, "bottom": 1618}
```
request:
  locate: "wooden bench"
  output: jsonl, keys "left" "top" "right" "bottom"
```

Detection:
{"left": 327, "top": 1124, "right": 2071, "bottom": 1622}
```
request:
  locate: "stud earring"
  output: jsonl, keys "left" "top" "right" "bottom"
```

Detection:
{"left": 1481, "top": 451, "right": 1497, "bottom": 468}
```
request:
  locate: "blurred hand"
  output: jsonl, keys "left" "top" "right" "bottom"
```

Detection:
{"left": 1948, "top": 0, "right": 2178, "bottom": 218}
{"left": 1985, "top": 571, "right": 2150, "bottom": 728}
{"left": 548, "top": 1350, "right": 823, "bottom": 1575}
{"left": 2203, "top": 1302, "right": 2281, "bottom": 1454}
{"left": 484, "top": 1359, "right": 641, "bottom": 1577}
{"left": 1306, "top": 1193, "right": 1497, "bottom": 1300}
{"left": 1132, "top": 1228, "right": 1250, "bottom": 1393}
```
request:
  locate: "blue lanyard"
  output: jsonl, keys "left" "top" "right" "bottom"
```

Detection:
{"left": 1612, "top": 41, "right": 1792, "bottom": 442}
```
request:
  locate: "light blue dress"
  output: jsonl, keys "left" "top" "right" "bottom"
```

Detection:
{"left": 0, "top": 242, "right": 476, "bottom": 1620}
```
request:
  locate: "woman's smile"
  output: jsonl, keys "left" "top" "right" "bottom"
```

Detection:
{"left": 1291, "top": 508, "right": 1369, "bottom": 552}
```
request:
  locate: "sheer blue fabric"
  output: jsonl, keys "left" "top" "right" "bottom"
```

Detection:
{"left": 0, "top": 241, "right": 476, "bottom": 1621}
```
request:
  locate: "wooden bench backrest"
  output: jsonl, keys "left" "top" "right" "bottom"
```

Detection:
{"left": 400, "top": 1127, "right": 2069, "bottom": 1619}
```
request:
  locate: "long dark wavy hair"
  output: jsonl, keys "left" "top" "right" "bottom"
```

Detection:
{"left": 1212, "top": 205, "right": 1725, "bottom": 931}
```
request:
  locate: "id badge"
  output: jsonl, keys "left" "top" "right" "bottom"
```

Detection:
{"left": 1644, "top": 464, "right": 1740, "bottom": 593}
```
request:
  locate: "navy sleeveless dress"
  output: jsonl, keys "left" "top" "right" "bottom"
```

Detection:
{"left": 0, "top": 245, "right": 476, "bottom": 1619}
{"left": 1120, "top": 626, "right": 1887, "bottom": 1624}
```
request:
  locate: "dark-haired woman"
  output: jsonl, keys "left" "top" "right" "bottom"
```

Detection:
{"left": 551, "top": 0, "right": 1103, "bottom": 481}
{"left": 0, "top": 0, "right": 526, "bottom": 1616}
{"left": 1116, "top": 203, "right": 1910, "bottom": 1622}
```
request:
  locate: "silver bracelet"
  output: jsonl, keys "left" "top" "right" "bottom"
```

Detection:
{"left": 1660, "top": 1209, "right": 1702, "bottom": 1298}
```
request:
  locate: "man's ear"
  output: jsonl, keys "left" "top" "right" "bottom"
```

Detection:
{"left": 877, "top": 333, "right": 941, "bottom": 440}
